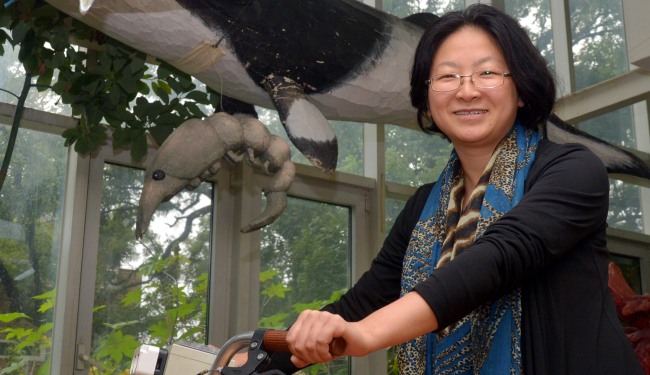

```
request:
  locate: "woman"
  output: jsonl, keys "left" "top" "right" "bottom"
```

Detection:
{"left": 274, "top": 4, "right": 642, "bottom": 374}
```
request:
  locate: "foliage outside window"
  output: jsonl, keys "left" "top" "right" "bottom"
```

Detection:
{"left": 260, "top": 197, "right": 351, "bottom": 374}
{"left": 0, "top": 124, "right": 65, "bottom": 374}
{"left": 578, "top": 106, "right": 646, "bottom": 234}
{"left": 86, "top": 164, "right": 213, "bottom": 374}
{"left": 382, "top": 0, "right": 464, "bottom": 18}
{"left": 568, "top": 0, "right": 628, "bottom": 91}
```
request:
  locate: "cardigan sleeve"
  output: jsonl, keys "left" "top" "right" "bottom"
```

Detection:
{"left": 413, "top": 143, "right": 610, "bottom": 330}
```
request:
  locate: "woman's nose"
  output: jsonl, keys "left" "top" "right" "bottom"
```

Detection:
{"left": 456, "top": 77, "right": 480, "bottom": 99}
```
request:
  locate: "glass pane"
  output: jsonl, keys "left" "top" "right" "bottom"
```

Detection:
{"left": 609, "top": 253, "right": 642, "bottom": 294}
{"left": 0, "top": 123, "right": 66, "bottom": 373}
{"left": 608, "top": 179, "right": 645, "bottom": 234}
{"left": 89, "top": 163, "right": 212, "bottom": 373}
{"left": 569, "top": 0, "right": 628, "bottom": 90}
{"left": 577, "top": 106, "right": 636, "bottom": 149}
{"left": 385, "top": 197, "right": 407, "bottom": 232}
{"left": 505, "top": 0, "right": 554, "bottom": 69}
{"left": 258, "top": 107, "right": 364, "bottom": 175}
{"left": 1, "top": 36, "right": 21, "bottom": 106}
{"left": 260, "top": 197, "right": 351, "bottom": 374}
{"left": 385, "top": 124, "right": 452, "bottom": 187}
{"left": 382, "top": 0, "right": 463, "bottom": 17}
{"left": 0, "top": 34, "right": 71, "bottom": 115}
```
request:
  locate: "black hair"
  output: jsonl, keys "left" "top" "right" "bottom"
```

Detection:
{"left": 410, "top": 4, "right": 556, "bottom": 134}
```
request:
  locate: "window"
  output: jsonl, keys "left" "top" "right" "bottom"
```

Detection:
{"left": 505, "top": 0, "right": 554, "bottom": 68}
{"left": 569, "top": 0, "right": 628, "bottom": 91}
{"left": 0, "top": 122, "right": 66, "bottom": 373}
{"left": 382, "top": 0, "right": 463, "bottom": 17}
{"left": 74, "top": 157, "right": 212, "bottom": 374}
{"left": 260, "top": 196, "right": 351, "bottom": 373}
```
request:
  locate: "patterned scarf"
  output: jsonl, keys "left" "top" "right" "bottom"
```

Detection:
{"left": 397, "top": 122, "right": 540, "bottom": 374}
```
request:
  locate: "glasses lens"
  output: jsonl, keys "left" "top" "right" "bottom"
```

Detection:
{"left": 430, "top": 74, "right": 459, "bottom": 92}
{"left": 473, "top": 70, "right": 504, "bottom": 89}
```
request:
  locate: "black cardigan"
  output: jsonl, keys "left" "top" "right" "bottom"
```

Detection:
{"left": 271, "top": 139, "right": 643, "bottom": 374}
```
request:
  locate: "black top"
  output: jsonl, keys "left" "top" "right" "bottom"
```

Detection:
{"left": 270, "top": 139, "right": 643, "bottom": 374}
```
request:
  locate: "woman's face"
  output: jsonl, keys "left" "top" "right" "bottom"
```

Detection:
{"left": 428, "top": 26, "right": 523, "bottom": 152}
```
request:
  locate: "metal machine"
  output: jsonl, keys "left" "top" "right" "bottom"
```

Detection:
{"left": 129, "top": 329, "right": 345, "bottom": 375}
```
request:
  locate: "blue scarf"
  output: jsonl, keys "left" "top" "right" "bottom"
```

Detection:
{"left": 397, "top": 122, "right": 540, "bottom": 374}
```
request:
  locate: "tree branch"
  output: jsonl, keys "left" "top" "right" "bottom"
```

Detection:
{"left": 0, "top": 74, "right": 33, "bottom": 192}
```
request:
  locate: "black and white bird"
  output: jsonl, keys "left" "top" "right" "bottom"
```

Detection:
{"left": 47, "top": 0, "right": 650, "bottom": 179}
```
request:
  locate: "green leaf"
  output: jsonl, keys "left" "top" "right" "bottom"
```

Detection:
{"left": 32, "top": 289, "right": 56, "bottom": 313}
{"left": 174, "top": 301, "right": 196, "bottom": 319}
{"left": 260, "top": 269, "right": 280, "bottom": 282}
{"left": 0, "top": 312, "right": 30, "bottom": 323}
{"left": 50, "top": 24, "right": 70, "bottom": 50}
{"left": 111, "top": 127, "right": 129, "bottom": 150}
{"left": 10, "top": 21, "right": 30, "bottom": 45}
{"left": 0, "top": 27, "right": 8, "bottom": 41}
{"left": 128, "top": 53, "right": 146, "bottom": 74}
{"left": 120, "top": 288, "right": 142, "bottom": 307}
{"left": 14, "top": 327, "right": 44, "bottom": 350}
{"left": 259, "top": 313, "right": 289, "bottom": 329}
{"left": 108, "top": 84, "right": 121, "bottom": 108}
{"left": 112, "top": 55, "right": 128, "bottom": 73}
{"left": 22, "top": 54, "right": 39, "bottom": 74}
{"left": 176, "top": 72, "right": 194, "bottom": 91}
{"left": 130, "top": 131, "right": 148, "bottom": 163}
{"left": 0, "top": 357, "right": 31, "bottom": 375}
{"left": 261, "top": 282, "right": 290, "bottom": 299}
{"left": 184, "top": 90, "right": 209, "bottom": 104}
{"left": 36, "top": 67, "right": 54, "bottom": 90}
{"left": 156, "top": 64, "right": 173, "bottom": 79}
{"left": 156, "top": 79, "right": 172, "bottom": 95}
{"left": 185, "top": 102, "right": 206, "bottom": 118}
{"left": 148, "top": 320, "right": 172, "bottom": 343}
{"left": 74, "top": 137, "right": 91, "bottom": 154}
{"left": 137, "top": 80, "right": 150, "bottom": 95}
{"left": 167, "top": 77, "right": 184, "bottom": 93}
{"left": 88, "top": 126, "right": 108, "bottom": 151}
{"left": 32, "top": 288, "right": 56, "bottom": 300}
{"left": 153, "top": 84, "right": 170, "bottom": 104}
{"left": 71, "top": 73, "right": 102, "bottom": 95}
{"left": 117, "top": 74, "right": 137, "bottom": 95}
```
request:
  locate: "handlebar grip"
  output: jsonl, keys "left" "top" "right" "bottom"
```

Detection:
{"left": 262, "top": 329, "right": 347, "bottom": 356}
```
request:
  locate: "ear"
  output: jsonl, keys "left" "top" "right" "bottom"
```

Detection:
{"left": 518, "top": 97, "right": 524, "bottom": 108}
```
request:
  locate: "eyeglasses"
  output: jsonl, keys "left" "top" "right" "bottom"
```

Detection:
{"left": 425, "top": 69, "right": 512, "bottom": 92}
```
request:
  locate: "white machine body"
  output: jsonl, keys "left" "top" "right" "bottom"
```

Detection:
{"left": 129, "top": 341, "right": 219, "bottom": 375}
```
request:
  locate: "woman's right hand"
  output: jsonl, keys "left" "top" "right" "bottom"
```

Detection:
{"left": 286, "top": 292, "right": 437, "bottom": 368}
{"left": 285, "top": 310, "right": 368, "bottom": 368}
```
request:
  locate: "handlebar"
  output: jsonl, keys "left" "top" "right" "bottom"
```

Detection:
{"left": 261, "top": 329, "right": 346, "bottom": 356}
{"left": 210, "top": 329, "right": 346, "bottom": 375}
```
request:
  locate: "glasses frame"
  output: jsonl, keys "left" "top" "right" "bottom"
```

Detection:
{"left": 425, "top": 69, "right": 513, "bottom": 92}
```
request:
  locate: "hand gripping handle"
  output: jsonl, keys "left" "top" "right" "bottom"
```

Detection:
{"left": 263, "top": 329, "right": 347, "bottom": 357}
